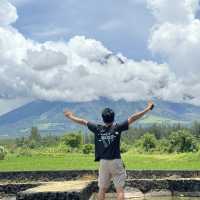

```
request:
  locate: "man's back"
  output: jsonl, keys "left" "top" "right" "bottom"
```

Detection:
{"left": 87, "top": 120, "right": 129, "bottom": 161}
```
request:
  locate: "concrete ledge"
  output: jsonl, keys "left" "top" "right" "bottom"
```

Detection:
{"left": 17, "top": 181, "right": 95, "bottom": 200}
{"left": 15, "top": 178, "right": 200, "bottom": 200}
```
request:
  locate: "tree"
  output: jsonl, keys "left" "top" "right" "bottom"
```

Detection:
{"left": 0, "top": 146, "right": 6, "bottom": 160}
{"left": 148, "top": 124, "right": 163, "bottom": 139}
{"left": 141, "top": 133, "right": 157, "bottom": 152}
{"left": 16, "top": 137, "right": 27, "bottom": 147}
{"left": 41, "top": 134, "right": 59, "bottom": 147}
{"left": 62, "top": 133, "right": 83, "bottom": 148}
{"left": 191, "top": 121, "right": 200, "bottom": 138}
{"left": 168, "top": 130, "right": 198, "bottom": 153}
{"left": 29, "top": 127, "right": 41, "bottom": 142}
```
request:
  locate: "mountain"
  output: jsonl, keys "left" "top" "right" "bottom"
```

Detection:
{"left": 0, "top": 98, "right": 200, "bottom": 138}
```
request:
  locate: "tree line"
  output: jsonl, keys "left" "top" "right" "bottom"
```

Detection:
{"left": 0, "top": 121, "right": 200, "bottom": 159}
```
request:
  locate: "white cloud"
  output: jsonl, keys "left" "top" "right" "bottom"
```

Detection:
{"left": 147, "top": 0, "right": 200, "bottom": 76}
{"left": 149, "top": 20, "right": 200, "bottom": 75}
{"left": 0, "top": 0, "right": 18, "bottom": 26}
{"left": 0, "top": 0, "right": 199, "bottom": 105}
{"left": 9, "top": 0, "right": 33, "bottom": 7}
{"left": 147, "top": 0, "right": 199, "bottom": 24}
{"left": 25, "top": 48, "right": 68, "bottom": 71}
{"left": 147, "top": 0, "right": 200, "bottom": 105}
{"left": 0, "top": 27, "right": 32, "bottom": 65}
{"left": 67, "top": 36, "right": 111, "bottom": 62}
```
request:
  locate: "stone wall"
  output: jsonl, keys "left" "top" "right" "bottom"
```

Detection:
{"left": 0, "top": 170, "right": 97, "bottom": 182}
{"left": 15, "top": 179, "right": 200, "bottom": 200}
{"left": 0, "top": 170, "right": 200, "bottom": 182}
{"left": 127, "top": 170, "right": 200, "bottom": 179}
{"left": 0, "top": 183, "right": 41, "bottom": 194}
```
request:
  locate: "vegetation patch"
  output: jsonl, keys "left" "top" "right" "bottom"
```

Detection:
{"left": 0, "top": 122, "right": 200, "bottom": 171}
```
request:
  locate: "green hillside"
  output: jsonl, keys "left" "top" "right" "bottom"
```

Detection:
{"left": 0, "top": 98, "right": 200, "bottom": 137}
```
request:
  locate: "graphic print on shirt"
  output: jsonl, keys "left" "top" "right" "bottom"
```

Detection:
{"left": 97, "top": 128, "right": 119, "bottom": 148}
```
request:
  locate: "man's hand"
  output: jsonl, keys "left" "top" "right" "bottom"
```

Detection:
{"left": 63, "top": 109, "right": 88, "bottom": 126}
{"left": 147, "top": 100, "right": 154, "bottom": 111}
{"left": 64, "top": 110, "right": 74, "bottom": 118}
{"left": 128, "top": 100, "right": 154, "bottom": 125}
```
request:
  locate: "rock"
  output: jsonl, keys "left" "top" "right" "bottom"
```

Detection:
{"left": 174, "top": 191, "right": 200, "bottom": 197}
{"left": 165, "top": 175, "right": 182, "bottom": 179}
{"left": 90, "top": 188, "right": 144, "bottom": 200}
{"left": 124, "top": 187, "right": 144, "bottom": 198}
{"left": 145, "top": 189, "right": 172, "bottom": 197}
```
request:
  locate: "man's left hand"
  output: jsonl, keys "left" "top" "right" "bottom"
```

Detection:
{"left": 147, "top": 100, "right": 154, "bottom": 110}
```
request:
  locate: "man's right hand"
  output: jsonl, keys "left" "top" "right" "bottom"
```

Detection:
{"left": 63, "top": 109, "right": 88, "bottom": 126}
{"left": 64, "top": 110, "right": 74, "bottom": 118}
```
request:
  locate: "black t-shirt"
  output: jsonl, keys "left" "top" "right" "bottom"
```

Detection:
{"left": 87, "top": 120, "right": 129, "bottom": 161}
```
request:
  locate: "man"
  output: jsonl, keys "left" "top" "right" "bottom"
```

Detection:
{"left": 64, "top": 100, "right": 154, "bottom": 200}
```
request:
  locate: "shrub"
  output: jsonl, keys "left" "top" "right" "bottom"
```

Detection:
{"left": 120, "top": 143, "right": 129, "bottom": 153}
{"left": 82, "top": 144, "right": 94, "bottom": 154}
{"left": 56, "top": 143, "right": 71, "bottom": 153}
{"left": 27, "top": 140, "right": 37, "bottom": 149}
{"left": 17, "top": 148, "right": 32, "bottom": 157}
{"left": 141, "top": 133, "right": 157, "bottom": 152}
{"left": 0, "top": 146, "right": 6, "bottom": 160}
{"left": 157, "top": 139, "right": 170, "bottom": 153}
{"left": 62, "top": 133, "right": 83, "bottom": 148}
{"left": 168, "top": 130, "right": 198, "bottom": 153}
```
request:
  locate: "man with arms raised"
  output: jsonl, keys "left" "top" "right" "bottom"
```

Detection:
{"left": 64, "top": 100, "right": 154, "bottom": 200}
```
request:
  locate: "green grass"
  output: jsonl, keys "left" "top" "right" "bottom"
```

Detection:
{"left": 0, "top": 153, "right": 98, "bottom": 171}
{"left": 123, "top": 151, "right": 200, "bottom": 170}
{"left": 0, "top": 151, "right": 200, "bottom": 171}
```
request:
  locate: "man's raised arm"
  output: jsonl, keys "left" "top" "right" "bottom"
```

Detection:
{"left": 128, "top": 100, "right": 154, "bottom": 125}
{"left": 64, "top": 110, "right": 88, "bottom": 126}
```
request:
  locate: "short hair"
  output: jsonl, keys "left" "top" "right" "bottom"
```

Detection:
{"left": 102, "top": 108, "right": 115, "bottom": 123}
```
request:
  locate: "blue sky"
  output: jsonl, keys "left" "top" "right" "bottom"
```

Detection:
{"left": 12, "top": 0, "right": 155, "bottom": 60}
{"left": 0, "top": 0, "right": 200, "bottom": 115}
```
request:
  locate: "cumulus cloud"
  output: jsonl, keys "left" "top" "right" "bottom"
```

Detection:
{"left": 25, "top": 48, "right": 68, "bottom": 71}
{"left": 0, "top": 0, "right": 18, "bottom": 26}
{"left": 147, "top": 0, "right": 200, "bottom": 105}
{"left": 149, "top": 20, "right": 200, "bottom": 75}
{"left": 0, "top": 0, "right": 199, "bottom": 105}
{"left": 2, "top": 35, "right": 174, "bottom": 102}
{"left": 147, "top": 0, "right": 199, "bottom": 24}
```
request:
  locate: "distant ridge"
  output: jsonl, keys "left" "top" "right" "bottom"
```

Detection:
{"left": 0, "top": 98, "right": 200, "bottom": 137}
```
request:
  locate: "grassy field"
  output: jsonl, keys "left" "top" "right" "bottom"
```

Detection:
{"left": 1, "top": 150, "right": 200, "bottom": 171}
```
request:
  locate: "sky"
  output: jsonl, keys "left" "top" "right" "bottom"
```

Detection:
{"left": 0, "top": 0, "right": 200, "bottom": 115}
